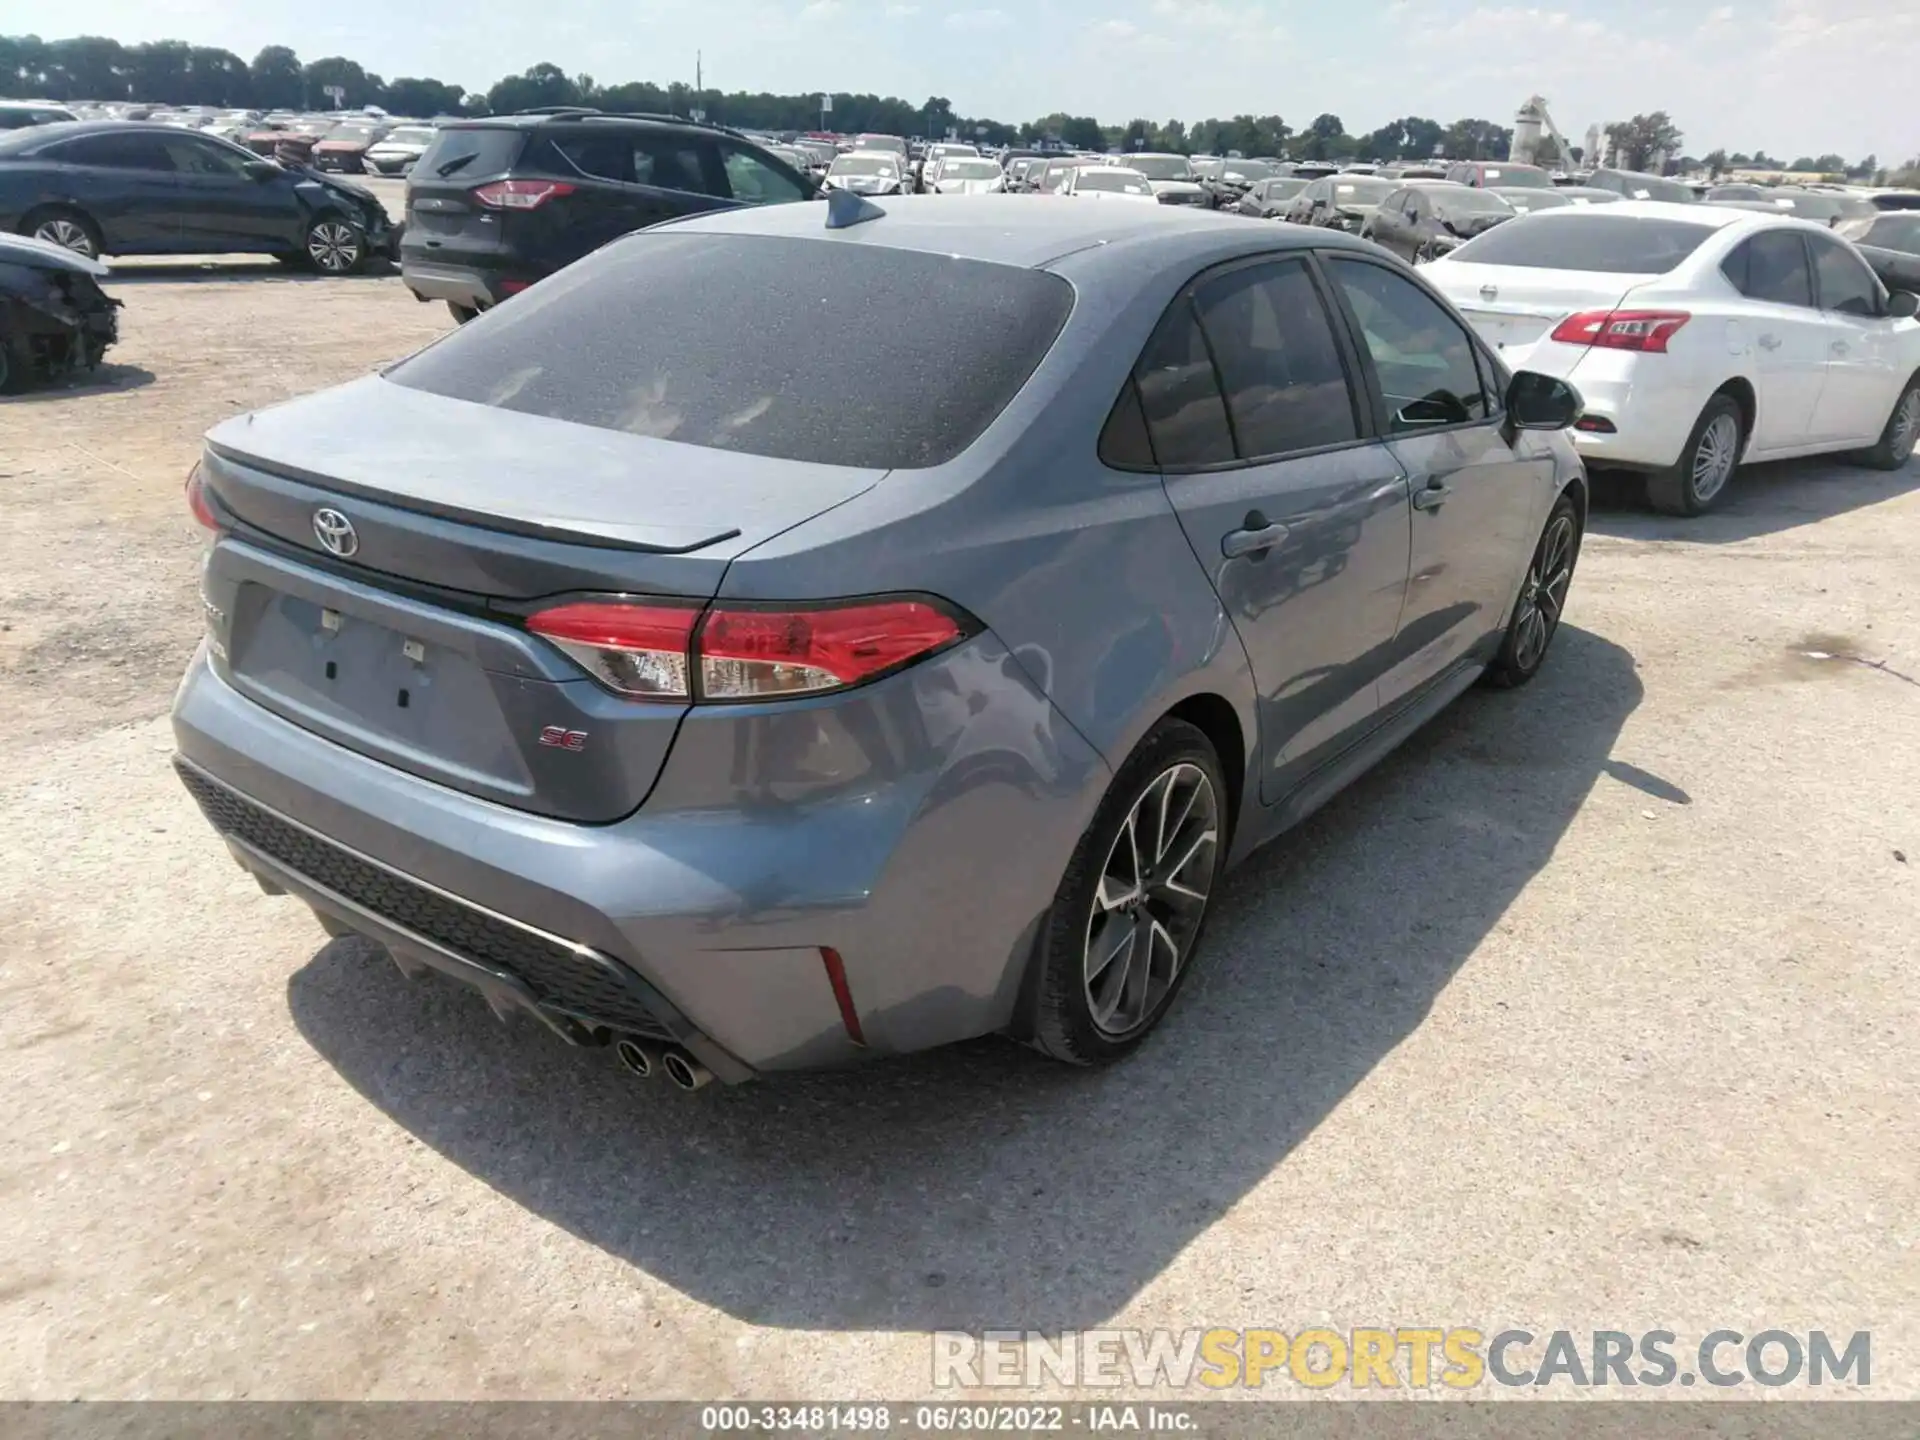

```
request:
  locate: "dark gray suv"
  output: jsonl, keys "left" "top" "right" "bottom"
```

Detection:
{"left": 175, "top": 199, "right": 1586, "bottom": 1088}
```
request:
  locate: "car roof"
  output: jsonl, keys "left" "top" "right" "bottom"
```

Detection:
{"left": 1515, "top": 199, "right": 1825, "bottom": 233}
{"left": 662, "top": 191, "right": 1373, "bottom": 270}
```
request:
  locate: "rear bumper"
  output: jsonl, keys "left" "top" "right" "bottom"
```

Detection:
{"left": 1503, "top": 343, "right": 1706, "bottom": 470}
{"left": 400, "top": 258, "right": 514, "bottom": 309}
{"left": 171, "top": 638, "right": 1106, "bottom": 1079}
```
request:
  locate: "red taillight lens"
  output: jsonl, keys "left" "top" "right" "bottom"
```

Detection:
{"left": 697, "top": 600, "right": 965, "bottom": 700}
{"left": 471, "top": 179, "right": 577, "bottom": 210}
{"left": 1548, "top": 308, "right": 1691, "bottom": 353}
{"left": 185, "top": 462, "right": 219, "bottom": 531}
{"left": 525, "top": 597, "right": 970, "bottom": 703}
{"left": 526, "top": 601, "right": 699, "bottom": 700}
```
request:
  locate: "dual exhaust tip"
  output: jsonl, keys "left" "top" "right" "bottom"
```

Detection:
{"left": 615, "top": 1038, "right": 712, "bottom": 1091}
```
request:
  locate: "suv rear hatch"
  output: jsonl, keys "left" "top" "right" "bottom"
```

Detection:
{"left": 201, "top": 377, "right": 885, "bottom": 824}
{"left": 402, "top": 125, "right": 530, "bottom": 268}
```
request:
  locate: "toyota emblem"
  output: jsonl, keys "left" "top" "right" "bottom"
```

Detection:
{"left": 312, "top": 507, "right": 359, "bottom": 558}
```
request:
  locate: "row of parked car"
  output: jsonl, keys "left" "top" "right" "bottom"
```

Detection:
{"left": 1, "top": 99, "right": 443, "bottom": 175}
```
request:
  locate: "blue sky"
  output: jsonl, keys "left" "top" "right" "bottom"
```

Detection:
{"left": 6, "top": 0, "right": 1913, "bottom": 162}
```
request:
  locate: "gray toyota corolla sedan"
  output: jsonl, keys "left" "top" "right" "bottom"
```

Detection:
{"left": 173, "top": 195, "right": 1587, "bottom": 1088}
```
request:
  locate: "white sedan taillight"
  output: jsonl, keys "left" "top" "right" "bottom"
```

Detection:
{"left": 1549, "top": 309, "right": 1691, "bottom": 353}
{"left": 527, "top": 598, "right": 972, "bottom": 703}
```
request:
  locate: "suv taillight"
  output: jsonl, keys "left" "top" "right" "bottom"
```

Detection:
{"left": 471, "top": 179, "right": 578, "bottom": 210}
{"left": 185, "top": 462, "right": 219, "bottom": 531}
{"left": 526, "top": 598, "right": 973, "bottom": 703}
{"left": 1548, "top": 309, "right": 1691, "bottom": 353}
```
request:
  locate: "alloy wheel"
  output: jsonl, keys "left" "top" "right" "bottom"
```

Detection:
{"left": 1692, "top": 412, "right": 1740, "bottom": 503}
{"left": 1512, "top": 512, "right": 1576, "bottom": 673}
{"left": 1892, "top": 388, "right": 1920, "bottom": 463}
{"left": 307, "top": 221, "right": 362, "bottom": 274}
{"left": 33, "top": 217, "right": 95, "bottom": 258}
{"left": 1083, "top": 762, "right": 1220, "bottom": 1037}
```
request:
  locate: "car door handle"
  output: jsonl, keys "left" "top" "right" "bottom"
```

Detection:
{"left": 1412, "top": 483, "right": 1452, "bottom": 512}
{"left": 1757, "top": 334, "right": 1781, "bottom": 350}
{"left": 1221, "top": 520, "right": 1290, "bottom": 558}
{"left": 1831, "top": 339, "right": 1850, "bottom": 354}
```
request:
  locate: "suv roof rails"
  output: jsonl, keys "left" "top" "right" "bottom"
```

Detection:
{"left": 578, "top": 110, "right": 747, "bottom": 139}
{"left": 514, "top": 106, "right": 603, "bottom": 117}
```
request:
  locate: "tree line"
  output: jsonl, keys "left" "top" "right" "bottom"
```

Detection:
{"left": 3, "top": 33, "right": 1908, "bottom": 177}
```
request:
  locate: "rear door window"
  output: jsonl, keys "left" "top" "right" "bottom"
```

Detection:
{"left": 1325, "top": 257, "right": 1491, "bottom": 430}
{"left": 51, "top": 133, "right": 178, "bottom": 171}
{"left": 633, "top": 135, "right": 719, "bottom": 195}
{"left": 1192, "top": 259, "right": 1360, "bottom": 458}
{"left": 1133, "top": 297, "right": 1237, "bottom": 469}
{"left": 1724, "top": 230, "right": 1814, "bottom": 307}
{"left": 387, "top": 233, "right": 1073, "bottom": 469}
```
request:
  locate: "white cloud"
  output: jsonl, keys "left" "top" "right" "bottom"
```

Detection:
{"left": 944, "top": 7, "right": 1009, "bottom": 28}
{"left": 884, "top": 2, "right": 920, "bottom": 12}
{"left": 798, "top": 0, "right": 843, "bottom": 16}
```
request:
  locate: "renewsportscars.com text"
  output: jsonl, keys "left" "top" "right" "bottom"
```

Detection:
{"left": 932, "top": 1328, "right": 1871, "bottom": 1390}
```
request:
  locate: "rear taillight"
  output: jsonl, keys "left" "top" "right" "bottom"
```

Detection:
{"left": 471, "top": 179, "right": 578, "bottom": 210}
{"left": 526, "top": 597, "right": 972, "bottom": 703}
{"left": 526, "top": 602, "right": 699, "bottom": 700}
{"left": 1548, "top": 308, "right": 1691, "bottom": 353}
{"left": 185, "top": 462, "right": 219, "bottom": 531}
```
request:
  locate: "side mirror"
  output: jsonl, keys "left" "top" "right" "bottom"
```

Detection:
{"left": 1888, "top": 290, "right": 1919, "bottom": 319}
{"left": 243, "top": 159, "right": 280, "bottom": 180}
{"left": 1507, "top": 371, "right": 1582, "bottom": 430}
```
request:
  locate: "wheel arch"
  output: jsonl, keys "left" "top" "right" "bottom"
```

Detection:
{"left": 19, "top": 201, "right": 105, "bottom": 254}
{"left": 1164, "top": 692, "right": 1247, "bottom": 849}
{"left": 1712, "top": 375, "right": 1757, "bottom": 452}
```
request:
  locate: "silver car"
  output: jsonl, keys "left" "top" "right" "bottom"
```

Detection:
{"left": 174, "top": 198, "right": 1587, "bottom": 1088}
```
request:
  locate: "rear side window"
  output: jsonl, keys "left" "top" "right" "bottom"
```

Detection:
{"left": 49, "top": 133, "right": 176, "bottom": 170}
{"left": 1133, "top": 298, "right": 1236, "bottom": 468}
{"left": 1192, "top": 259, "right": 1359, "bottom": 458}
{"left": 388, "top": 233, "right": 1073, "bottom": 469}
{"left": 414, "top": 126, "right": 526, "bottom": 181}
{"left": 719, "top": 144, "right": 809, "bottom": 204}
{"left": 1449, "top": 215, "right": 1715, "bottom": 273}
{"left": 541, "top": 131, "right": 632, "bottom": 183}
{"left": 1723, "top": 231, "right": 1813, "bottom": 307}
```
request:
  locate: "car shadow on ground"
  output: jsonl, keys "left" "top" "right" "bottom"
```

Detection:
{"left": 103, "top": 258, "right": 399, "bottom": 286}
{"left": 1587, "top": 456, "right": 1920, "bottom": 544}
{"left": 288, "top": 623, "right": 1643, "bottom": 1332}
{"left": 4, "top": 363, "right": 156, "bottom": 400}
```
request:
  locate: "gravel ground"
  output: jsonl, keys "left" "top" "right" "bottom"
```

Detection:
{"left": 0, "top": 244, "right": 1916, "bottom": 1402}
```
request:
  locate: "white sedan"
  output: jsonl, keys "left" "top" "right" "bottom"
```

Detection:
{"left": 1426, "top": 201, "right": 1920, "bottom": 514}
{"left": 924, "top": 157, "right": 1006, "bottom": 194}
{"left": 1060, "top": 166, "right": 1158, "bottom": 203}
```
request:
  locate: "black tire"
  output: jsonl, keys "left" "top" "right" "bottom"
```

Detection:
{"left": 1031, "top": 718, "right": 1228, "bottom": 1066}
{"left": 0, "top": 329, "right": 25, "bottom": 394}
{"left": 1648, "top": 392, "right": 1744, "bottom": 516}
{"left": 302, "top": 214, "right": 367, "bottom": 275}
{"left": 447, "top": 302, "right": 480, "bottom": 325}
{"left": 1482, "top": 492, "right": 1582, "bottom": 689}
{"left": 1849, "top": 372, "right": 1920, "bottom": 471}
{"left": 21, "top": 205, "right": 103, "bottom": 261}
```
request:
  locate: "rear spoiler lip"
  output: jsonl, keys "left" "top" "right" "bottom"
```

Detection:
{"left": 203, "top": 438, "right": 742, "bottom": 556}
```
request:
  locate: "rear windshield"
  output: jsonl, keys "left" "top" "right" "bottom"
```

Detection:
{"left": 1476, "top": 164, "right": 1553, "bottom": 189}
{"left": 387, "top": 233, "right": 1074, "bottom": 469}
{"left": 1448, "top": 213, "right": 1716, "bottom": 272}
{"left": 414, "top": 125, "right": 526, "bottom": 180}
{"left": 1079, "top": 170, "right": 1152, "bottom": 194}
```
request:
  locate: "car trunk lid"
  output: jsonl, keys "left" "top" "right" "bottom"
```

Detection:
{"left": 1427, "top": 260, "right": 1655, "bottom": 367}
{"left": 200, "top": 377, "right": 885, "bottom": 822}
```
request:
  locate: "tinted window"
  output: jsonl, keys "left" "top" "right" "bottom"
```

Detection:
{"left": 633, "top": 136, "right": 715, "bottom": 193}
{"left": 1449, "top": 214, "right": 1715, "bottom": 272}
{"left": 1133, "top": 297, "right": 1235, "bottom": 468}
{"left": 50, "top": 133, "right": 177, "bottom": 170}
{"left": 414, "top": 126, "right": 526, "bottom": 180}
{"left": 1098, "top": 379, "right": 1156, "bottom": 469}
{"left": 1723, "top": 231, "right": 1813, "bottom": 307}
{"left": 543, "top": 131, "right": 632, "bottom": 182}
{"left": 1326, "top": 259, "right": 1489, "bottom": 430}
{"left": 1807, "top": 233, "right": 1882, "bottom": 316}
{"left": 161, "top": 136, "right": 252, "bottom": 177}
{"left": 1479, "top": 164, "right": 1554, "bottom": 189}
{"left": 1193, "top": 260, "right": 1358, "bottom": 458}
{"left": 720, "top": 145, "right": 807, "bottom": 203}
{"left": 1591, "top": 169, "right": 1695, "bottom": 203}
{"left": 388, "top": 234, "right": 1073, "bottom": 469}
{"left": 1860, "top": 213, "right": 1920, "bottom": 252}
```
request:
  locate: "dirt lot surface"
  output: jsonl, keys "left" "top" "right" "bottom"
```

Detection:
{"left": 1, "top": 246, "right": 1916, "bottom": 1401}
